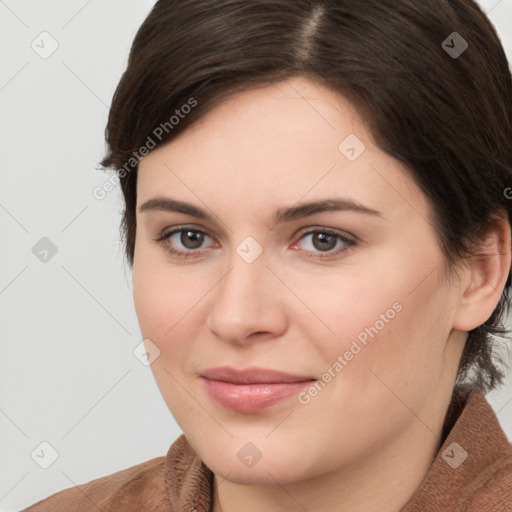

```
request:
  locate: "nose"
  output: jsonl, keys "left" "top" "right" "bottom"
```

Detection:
{"left": 206, "top": 249, "right": 288, "bottom": 346}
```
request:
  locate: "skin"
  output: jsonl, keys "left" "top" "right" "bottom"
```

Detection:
{"left": 132, "top": 76, "right": 510, "bottom": 512}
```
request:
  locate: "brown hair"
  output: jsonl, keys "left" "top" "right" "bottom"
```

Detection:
{"left": 100, "top": 0, "right": 512, "bottom": 397}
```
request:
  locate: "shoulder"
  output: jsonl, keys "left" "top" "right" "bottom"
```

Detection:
{"left": 22, "top": 454, "right": 171, "bottom": 512}
{"left": 463, "top": 444, "right": 512, "bottom": 511}
{"left": 403, "top": 392, "right": 512, "bottom": 512}
{"left": 443, "top": 393, "right": 512, "bottom": 511}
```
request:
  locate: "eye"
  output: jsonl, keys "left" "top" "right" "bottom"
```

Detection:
{"left": 291, "top": 228, "right": 356, "bottom": 259}
{"left": 155, "top": 227, "right": 216, "bottom": 259}
{"left": 155, "top": 226, "right": 356, "bottom": 260}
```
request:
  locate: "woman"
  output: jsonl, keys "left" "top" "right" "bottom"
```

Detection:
{"left": 24, "top": 0, "right": 512, "bottom": 510}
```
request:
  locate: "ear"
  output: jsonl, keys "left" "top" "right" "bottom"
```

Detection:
{"left": 453, "top": 211, "right": 511, "bottom": 332}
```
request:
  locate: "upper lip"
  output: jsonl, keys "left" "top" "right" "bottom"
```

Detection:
{"left": 201, "top": 366, "right": 316, "bottom": 384}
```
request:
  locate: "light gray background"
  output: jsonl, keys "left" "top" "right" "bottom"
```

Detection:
{"left": 1, "top": 1, "right": 511, "bottom": 511}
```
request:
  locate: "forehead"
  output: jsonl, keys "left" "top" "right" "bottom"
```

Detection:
{"left": 136, "top": 76, "right": 427, "bottom": 222}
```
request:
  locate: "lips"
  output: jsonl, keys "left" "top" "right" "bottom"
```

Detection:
{"left": 200, "top": 366, "right": 317, "bottom": 412}
{"left": 200, "top": 366, "right": 316, "bottom": 384}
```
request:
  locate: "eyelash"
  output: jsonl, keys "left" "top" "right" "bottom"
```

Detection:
{"left": 154, "top": 226, "right": 357, "bottom": 261}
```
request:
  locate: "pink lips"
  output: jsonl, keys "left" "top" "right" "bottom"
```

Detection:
{"left": 200, "top": 366, "right": 316, "bottom": 413}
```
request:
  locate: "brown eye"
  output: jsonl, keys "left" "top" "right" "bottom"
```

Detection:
{"left": 180, "top": 230, "right": 204, "bottom": 249}
{"left": 292, "top": 228, "right": 357, "bottom": 259}
{"left": 156, "top": 227, "right": 215, "bottom": 258}
{"left": 311, "top": 232, "right": 338, "bottom": 251}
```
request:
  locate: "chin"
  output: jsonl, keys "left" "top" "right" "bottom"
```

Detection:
{"left": 199, "top": 440, "right": 315, "bottom": 486}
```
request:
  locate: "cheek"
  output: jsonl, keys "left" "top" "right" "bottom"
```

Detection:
{"left": 133, "top": 254, "right": 180, "bottom": 345}
{"left": 284, "top": 262, "right": 407, "bottom": 356}
{"left": 292, "top": 250, "right": 450, "bottom": 391}
{"left": 132, "top": 254, "right": 214, "bottom": 369}
{"left": 132, "top": 267, "right": 169, "bottom": 339}
{"left": 132, "top": 260, "right": 206, "bottom": 421}
{"left": 133, "top": 237, "right": 192, "bottom": 330}
{"left": 359, "top": 279, "right": 450, "bottom": 405}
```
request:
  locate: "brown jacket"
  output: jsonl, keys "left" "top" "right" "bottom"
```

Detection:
{"left": 23, "top": 393, "right": 512, "bottom": 511}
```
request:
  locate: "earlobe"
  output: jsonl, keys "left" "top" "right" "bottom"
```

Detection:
{"left": 453, "top": 212, "right": 511, "bottom": 332}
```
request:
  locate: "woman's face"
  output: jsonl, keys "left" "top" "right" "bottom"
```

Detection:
{"left": 133, "top": 76, "right": 467, "bottom": 484}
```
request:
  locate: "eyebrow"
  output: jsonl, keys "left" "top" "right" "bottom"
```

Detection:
{"left": 138, "top": 197, "right": 383, "bottom": 224}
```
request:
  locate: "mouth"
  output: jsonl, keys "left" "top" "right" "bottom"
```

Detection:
{"left": 200, "top": 366, "right": 316, "bottom": 384}
{"left": 200, "top": 366, "right": 317, "bottom": 412}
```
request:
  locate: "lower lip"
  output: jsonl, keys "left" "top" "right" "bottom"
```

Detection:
{"left": 201, "top": 377, "right": 314, "bottom": 413}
